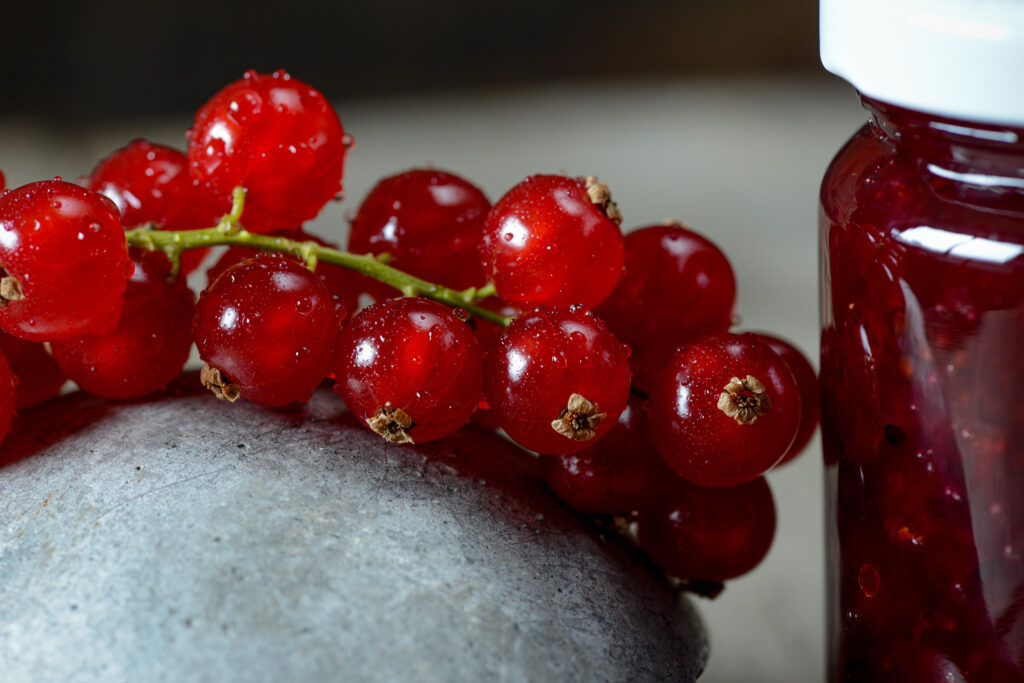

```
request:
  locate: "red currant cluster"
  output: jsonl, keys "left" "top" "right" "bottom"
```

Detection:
{"left": 0, "top": 71, "right": 818, "bottom": 588}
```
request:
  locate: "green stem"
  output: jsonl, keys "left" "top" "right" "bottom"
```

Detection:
{"left": 124, "top": 188, "right": 512, "bottom": 327}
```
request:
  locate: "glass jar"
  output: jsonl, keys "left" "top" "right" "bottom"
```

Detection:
{"left": 820, "top": 1, "right": 1024, "bottom": 680}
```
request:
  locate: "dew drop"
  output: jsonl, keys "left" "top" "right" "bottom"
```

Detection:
{"left": 568, "top": 303, "right": 584, "bottom": 313}
{"left": 503, "top": 232, "right": 514, "bottom": 242}
{"left": 620, "top": 343, "right": 632, "bottom": 358}
{"left": 453, "top": 308, "right": 468, "bottom": 321}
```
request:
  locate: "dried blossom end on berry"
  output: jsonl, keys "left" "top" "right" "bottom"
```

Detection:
{"left": 550, "top": 392, "right": 607, "bottom": 442}
{"left": 0, "top": 274, "right": 23, "bottom": 305}
{"left": 367, "top": 403, "right": 416, "bottom": 444}
{"left": 584, "top": 176, "right": 622, "bottom": 224}
{"left": 717, "top": 375, "right": 771, "bottom": 425}
{"left": 201, "top": 363, "right": 240, "bottom": 403}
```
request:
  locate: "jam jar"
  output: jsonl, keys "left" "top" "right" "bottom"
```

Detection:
{"left": 820, "top": 1, "right": 1024, "bottom": 680}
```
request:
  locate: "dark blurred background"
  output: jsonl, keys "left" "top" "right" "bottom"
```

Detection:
{"left": 1, "top": 0, "right": 820, "bottom": 122}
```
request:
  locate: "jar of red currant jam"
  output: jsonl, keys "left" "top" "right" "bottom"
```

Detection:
{"left": 820, "top": 1, "right": 1024, "bottom": 680}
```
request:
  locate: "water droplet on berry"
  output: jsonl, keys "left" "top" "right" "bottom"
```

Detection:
{"left": 503, "top": 232, "right": 514, "bottom": 242}
{"left": 51, "top": 200, "right": 62, "bottom": 210}
{"left": 243, "top": 70, "right": 258, "bottom": 80}
{"left": 620, "top": 343, "right": 632, "bottom": 358}
{"left": 53, "top": 176, "right": 63, "bottom": 182}
{"left": 568, "top": 303, "right": 584, "bottom": 313}
{"left": 453, "top": 308, "right": 469, "bottom": 321}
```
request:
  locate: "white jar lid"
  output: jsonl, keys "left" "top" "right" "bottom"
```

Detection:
{"left": 821, "top": 0, "right": 1024, "bottom": 127}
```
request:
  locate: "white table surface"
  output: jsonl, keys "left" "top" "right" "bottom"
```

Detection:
{"left": 0, "top": 77, "right": 867, "bottom": 682}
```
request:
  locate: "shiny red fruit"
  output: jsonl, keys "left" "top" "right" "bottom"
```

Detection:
{"left": 544, "top": 394, "right": 675, "bottom": 514}
{"left": 187, "top": 70, "right": 348, "bottom": 232}
{"left": 648, "top": 333, "right": 800, "bottom": 487}
{"left": 206, "top": 226, "right": 360, "bottom": 325}
{"left": 750, "top": 332, "right": 819, "bottom": 465}
{"left": 0, "top": 351, "right": 14, "bottom": 443}
{"left": 51, "top": 250, "right": 194, "bottom": 400}
{"left": 349, "top": 169, "right": 490, "bottom": 295}
{"left": 0, "top": 180, "right": 130, "bottom": 341}
{"left": 480, "top": 175, "right": 625, "bottom": 310}
{"left": 596, "top": 223, "right": 735, "bottom": 394}
{"left": 332, "top": 297, "right": 484, "bottom": 444}
{"left": 639, "top": 476, "right": 776, "bottom": 581}
{"left": 88, "top": 139, "right": 227, "bottom": 274}
{"left": 0, "top": 331, "right": 66, "bottom": 409}
{"left": 194, "top": 255, "right": 340, "bottom": 405}
{"left": 484, "top": 307, "right": 632, "bottom": 455}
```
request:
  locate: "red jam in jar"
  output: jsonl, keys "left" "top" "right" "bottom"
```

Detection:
{"left": 820, "top": 2, "right": 1024, "bottom": 679}
{"left": 821, "top": 100, "right": 1024, "bottom": 681}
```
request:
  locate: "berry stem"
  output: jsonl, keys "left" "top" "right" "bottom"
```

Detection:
{"left": 124, "top": 188, "right": 512, "bottom": 327}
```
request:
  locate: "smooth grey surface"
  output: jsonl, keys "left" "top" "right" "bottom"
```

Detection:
{"left": 0, "top": 386, "right": 706, "bottom": 683}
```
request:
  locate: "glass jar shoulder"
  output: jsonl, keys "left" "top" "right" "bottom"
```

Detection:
{"left": 821, "top": 121, "right": 1024, "bottom": 248}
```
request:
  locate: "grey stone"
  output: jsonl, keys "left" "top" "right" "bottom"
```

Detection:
{"left": 0, "top": 385, "right": 707, "bottom": 682}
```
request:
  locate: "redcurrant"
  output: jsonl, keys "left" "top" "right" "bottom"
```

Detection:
{"left": 0, "top": 331, "right": 66, "bottom": 409}
{"left": 88, "top": 139, "right": 227, "bottom": 274}
{"left": 484, "top": 307, "right": 631, "bottom": 455}
{"left": 51, "top": 249, "right": 194, "bottom": 400}
{"left": 187, "top": 70, "right": 348, "bottom": 232}
{"left": 194, "top": 255, "right": 340, "bottom": 405}
{"left": 349, "top": 169, "right": 490, "bottom": 297}
{"left": 647, "top": 333, "right": 800, "bottom": 487}
{"left": 596, "top": 223, "right": 735, "bottom": 394}
{"left": 638, "top": 476, "right": 776, "bottom": 581}
{"left": 480, "top": 175, "right": 625, "bottom": 310}
{"left": 750, "top": 332, "right": 819, "bottom": 465}
{"left": 0, "top": 180, "right": 130, "bottom": 341}
{"left": 206, "top": 227, "right": 361, "bottom": 325}
{"left": 0, "top": 351, "right": 14, "bottom": 443}
{"left": 332, "top": 297, "right": 484, "bottom": 444}
{"left": 543, "top": 394, "right": 675, "bottom": 514}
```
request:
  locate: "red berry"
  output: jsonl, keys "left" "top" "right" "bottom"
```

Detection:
{"left": 0, "top": 331, "right": 66, "bottom": 409}
{"left": 0, "top": 170, "right": 6, "bottom": 192}
{"left": 51, "top": 249, "right": 194, "bottom": 400}
{"left": 647, "top": 333, "right": 800, "bottom": 487}
{"left": 750, "top": 332, "right": 819, "bottom": 465}
{"left": 88, "top": 139, "right": 227, "bottom": 274}
{"left": 484, "top": 307, "right": 632, "bottom": 455}
{"left": 194, "top": 255, "right": 340, "bottom": 405}
{"left": 0, "top": 180, "right": 130, "bottom": 341}
{"left": 0, "top": 351, "right": 14, "bottom": 443}
{"left": 332, "top": 297, "right": 484, "bottom": 444}
{"left": 638, "top": 476, "right": 776, "bottom": 581}
{"left": 349, "top": 169, "right": 490, "bottom": 295}
{"left": 596, "top": 223, "right": 735, "bottom": 394}
{"left": 187, "top": 70, "right": 348, "bottom": 232}
{"left": 480, "top": 175, "right": 625, "bottom": 310}
{"left": 543, "top": 394, "right": 675, "bottom": 514}
{"left": 467, "top": 296, "right": 519, "bottom": 430}
{"left": 206, "top": 226, "right": 361, "bottom": 325}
